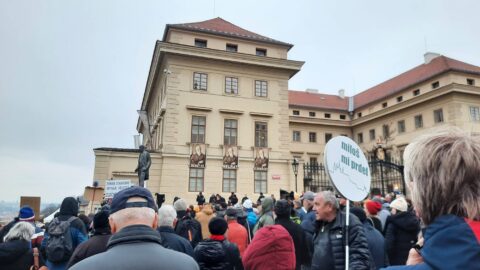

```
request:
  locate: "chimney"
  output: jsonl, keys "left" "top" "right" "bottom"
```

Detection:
{"left": 424, "top": 52, "right": 441, "bottom": 64}
{"left": 306, "top": 88, "right": 319, "bottom": 94}
{"left": 338, "top": 89, "right": 345, "bottom": 99}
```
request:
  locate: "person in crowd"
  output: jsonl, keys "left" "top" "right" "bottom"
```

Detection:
{"left": 311, "top": 191, "right": 370, "bottom": 270}
{"left": 70, "top": 186, "right": 198, "bottom": 270}
{"left": 188, "top": 205, "right": 197, "bottom": 218}
{"left": 0, "top": 206, "right": 43, "bottom": 244}
{"left": 383, "top": 130, "right": 480, "bottom": 269}
{"left": 293, "top": 200, "right": 305, "bottom": 221}
{"left": 174, "top": 198, "right": 203, "bottom": 248}
{"left": 253, "top": 197, "right": 275, "bottom": 234}
{"left": 42, "top": 197, "right": 88, "bottom": 270}
{"left": 242, "top": 199, "right": 257, "bottom": 232}
{"left": 242, "top": 224, "right": 295, "bottom": 270}
{"left": 0, "top": 222, "right": 46, "bottom": 270}
{"left": 77, "top": 214, "right": 92, "bottom": 234}
{"left": 229, "top": 192, "right": 239, "bottom": 206}
{"left": 209, "top": 194, "right": 216, "bottom": 204}
{"left": 350, "top": 207, "right": 387, "bottom": 269}
{"left": 67, "top": 210, "right": 112, "bottom": 268}
{"left": 225, "top": 208, "right": 248, "bottom": 257}
{"left": 241, "top": 195, "right": 249, "bottom": 205}
{"left": 364, "top": 200, "right": 383, "bottom": 232}
{"left": 256, "top": 192, "right": 265, "bottom": 205}
{"left": 194, "top": 217, "right": 243, "bottom": 270}
{"left": 157, "top": 205, "right": 194, "bottom": 257}
{"left": 274, "top": 200, "right": 310, "bottom": 270}
{"left": 270, "top": 194, "right": 276, "bottom": 204}
{"left": 196, "top": 192, "right": 206, "bottom": 206}
{"left": 384, "top": 197, "right": 420, "bottom": 266}
{"left": 372, "top": 197, "right": 390, "bottom": 231}
{"left": 196, "top": 204, "right": 216, "bottom": 240}
{"left": 215, "top": 202, "right": 228, "bottom": 218}
{"left": 300, "top": 191, "right": 316, "bottom": 258}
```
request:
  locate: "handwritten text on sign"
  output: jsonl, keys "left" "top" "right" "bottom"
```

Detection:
{"left": 105, "top": 180, "right": 132, "bottom": 199}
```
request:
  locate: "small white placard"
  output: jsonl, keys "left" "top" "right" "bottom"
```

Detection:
{"left": 104, "top": 179, "right": 132, "bottom": 199}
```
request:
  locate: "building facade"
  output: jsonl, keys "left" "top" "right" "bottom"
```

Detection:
{"left": 93, "top": 18, "right": 480, "bottom": 203}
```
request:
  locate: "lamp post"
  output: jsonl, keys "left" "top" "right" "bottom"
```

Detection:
{"left": 292, "top": 158, "right": 299, "bottom": 192}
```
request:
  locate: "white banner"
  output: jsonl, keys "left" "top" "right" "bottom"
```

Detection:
{"left": 104, "top": 179, "right": 132, "bottom": 199}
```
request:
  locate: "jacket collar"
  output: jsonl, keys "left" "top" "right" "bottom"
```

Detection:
{"left": 158, "top": 226, "right": 175, "bottom": 233}
{"left": 107, "top": 224, "right": 162, "bottom": 249}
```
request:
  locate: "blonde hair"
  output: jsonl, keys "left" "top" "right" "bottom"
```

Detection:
{"left": 4, "top": 222, "right": 35, "bottom": 242}
{"left": 404, "top": 129, "right": 480, "bottom": 225}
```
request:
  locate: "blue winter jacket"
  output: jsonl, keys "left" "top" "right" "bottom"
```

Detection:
{"left": 246, "top": 208, "right": 257, "bottom": 228}
{"left": 381, "top": 215, "right": 480, "bottom": 270}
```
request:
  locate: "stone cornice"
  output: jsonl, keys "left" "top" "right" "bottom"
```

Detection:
{"left": 289, "top": 116, "right": 351, "bottom": 127}
{"left": 186, "top": 105, "right": 213, "bottom": 112}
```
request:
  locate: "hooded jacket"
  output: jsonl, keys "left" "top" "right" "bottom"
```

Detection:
{"left": 66, "top": 227, "right": 112, "bottom": 268}
{"left": 69, "top": 224, "right": 199, "bottom": 270}
{"left": 381, "top": 215, "right": 480, "bottom": 270}
{"left": 194, "top": 236, "right": 243, "bottom": 270}
{"left": 0, "top": 239, "right": 45, "bottom": 270}
{"left": 253, "top": 197, "right": 274, "bottom": 234}
{"left": 196, "top": 205, "right": 216, "bottom": 239}
{"left": 242, "top": 225, "right": 295, "bottom": 270}
{"left": 384, "top": 211, "right": 420, "bottom": 265}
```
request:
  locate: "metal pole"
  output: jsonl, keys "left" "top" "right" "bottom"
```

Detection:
{"left": 295, "top": 174, "right": 298, "bottom": 192}
{"left": 345, "top": 200, "right": 350, "bottom": 270}
{"left": 380, "top": 162, "right": 385, "bottom": 196}
{"left": 90, "top": 188, "right": 96, "bottom": 215}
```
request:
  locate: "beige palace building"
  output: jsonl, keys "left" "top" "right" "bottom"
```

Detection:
{"left": 93, "top": 18, "right": 480, "bottom": 203}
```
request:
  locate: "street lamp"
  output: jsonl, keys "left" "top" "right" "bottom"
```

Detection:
{"left": 292, "top": 158, "right": 299, "bottom": 192}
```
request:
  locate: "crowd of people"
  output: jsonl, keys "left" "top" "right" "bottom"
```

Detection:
{"left": 0, "top": 130, "right": 479, "bottom": 270}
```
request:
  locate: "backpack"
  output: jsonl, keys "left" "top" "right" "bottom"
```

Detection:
{"left": 45, "top": 216, "right": 76, "bottom": 263}
{"left": 177, "top": 216, "right": 202, "bottom": 247}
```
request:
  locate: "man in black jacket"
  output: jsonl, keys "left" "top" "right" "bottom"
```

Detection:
{"left": 311, "top": 191, "right": 370, "bottom": 270}
{"left": 194, "top": 217, "right": 243, "bottom": 270}
{"left": 274, "top": 200, "right": 311, "bottom": 269}
{"left": 196, "top": 192, "right": 206, "bottom": 206}
{"left": 157, "top": 204, "right": 194, "bottom": 257}
{"left": 174, "top": 199, "right": 203, "bottom": 248}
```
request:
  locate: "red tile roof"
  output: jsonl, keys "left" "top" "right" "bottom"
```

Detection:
{"left": 289, "top": 91, "right": 349, "bottom": 111}
{"left": 354, "top": 55, "right": 480, "bottom": 109}
{"left": 163, "top": 17, "right": 293, "bottom": 49}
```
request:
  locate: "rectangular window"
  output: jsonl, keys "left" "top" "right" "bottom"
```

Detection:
{"left": 357, "top": 112, "right": 362, "bottom": 117}
{"left": 255, "top": 122, "right": 268, "bottom": 147}
{"left": 413, "top": 89, "right": 420, "bottom": 96}
{"left": 382, "top": 124, "right": 390, "bottom": 138}
{"left": 254, "top": 171, "right": 267, "bottom": 193}
{"left": 467, "top": 78, "right": 475, "bottom": 86}
{"left": 309, "top": 132, "right": 317, "bottom": 143}
{"left": 293, "top": 110, "right": 300, "bottom": 116}
{"left": 309, "top": 157, "right": 318, "bottom": 165}
{"left": 470, "top": 106, "right": 480, "bottom": 121}
{"left": 225, "top": 77, "right": 238, "bottom": 94}
{"left": 325, "top": 133, "right": 332, "bottom": 143}
{"left": 193, "top": 72, "right": 207, "bottom": 90}
{"left": 293, "top": 131, "right": 301, "bottom": 142}
{"left": 432, "top": 81, "right": 440, "bottom": 89}
{"left": 256, "top": 48, "right": 267, "bottom": 56}
{"left": 324, "top": 113, "right": 331, "bottom": 118}
{"left": 357, "top": 133, "right": 364, "bottom": 143}
{"left": 398, "top": 120, "right": 406, "bottom": 133}
{"left": 223, "top": 169, "right": 237, "bottom": 192}
{"left": 415, "top": 115, "right": 423, "bottom": 129}
{"left": 340, "top": 114, "right": 346, "bottom": 120}
{"left": 382, "top": 102, "right": 388, "bottom": 108}
{"left": 194, "top": 39, "right": 207, "bottom": 48}
{"left": 397, "top": 96, "right": 403, "bottom": 102}
{"left": 224, "top": 119, "right": 238, "bottom": 145}
{"left": 369, "top": 129, "right": 375, "bottom": 141}
{"left": 309, "top": 112, "right": 316, "bottom": 117}
{"left": 255, "top": 80, "right": 268, "bottom": 97}
{"left": 191, "top": 116, "right": 206, "bottom": 143}
{"left": 189, "top": 168, "right": 204, "bottom": 192}
{"left": 226, "top": 44, "right": 238, "bottom": 52}
{"left": 434, "top": 109, "right": 444, "bottom": 123}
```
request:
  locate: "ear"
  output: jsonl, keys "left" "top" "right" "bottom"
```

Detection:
{"left": 109, "top": 216, "right": 117, "bottom": 233}
{"left": 152, "top": 213, "right": 159, "bottom": 229}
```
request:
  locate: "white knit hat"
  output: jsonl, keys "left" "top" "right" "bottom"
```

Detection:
{"left": 243, "top": 199, "right": 253, "bottom": 209}
{"left": 390, "top": 197, "right": 408, "bottom": 212}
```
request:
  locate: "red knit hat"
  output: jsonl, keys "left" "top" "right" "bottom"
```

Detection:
{"left": 365, "top": 200, "right": 382, "bottom": 215}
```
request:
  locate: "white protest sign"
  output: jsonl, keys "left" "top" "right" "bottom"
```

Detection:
{"left": 324, "top": 136, "right": 371, "bottom": 201}
{"left": 104, "top": 180, "right": 132, "bottom": 199}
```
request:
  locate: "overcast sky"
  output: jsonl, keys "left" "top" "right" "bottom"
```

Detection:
{"left": 1, "top": 0, "right": 479, "bottom": 203}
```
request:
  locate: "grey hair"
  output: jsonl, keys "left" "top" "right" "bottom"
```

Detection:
{"left": 319, "top": 190, "right": 339, "bottom": 210}
{"left": 173, "top": 199, "right": 187, "bottom": 211}
{"left": 404, "top": 128, "right": 480, "bottom": 225}
{"left": 158, "top": 205, "right": 177, "bottom": 227}
{"left": 4, "top": 222, "right": 35, "bottom": 242}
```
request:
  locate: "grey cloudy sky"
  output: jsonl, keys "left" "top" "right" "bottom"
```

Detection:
{"left": 1, "top": 0, "right": 479, "bottom": 203}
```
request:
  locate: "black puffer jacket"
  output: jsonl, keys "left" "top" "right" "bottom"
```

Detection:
{"left": 312, "top": 211, "right": 371, "bottom": 270}
{"left": 384, "top": 211, "right": 420, "bottom": 265}
{"left": 0, "top": 239, "right": 45, "bottom": 270}
{"left": 194, "top": 239, "right": 243, "bottom": 270}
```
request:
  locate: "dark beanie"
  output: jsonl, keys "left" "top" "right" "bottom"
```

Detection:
{"left": 274, "top": 199, "right": 291, "bottom": 218}
{"left": 93, "top": 210, "right": 110, "bottom": 229}
{"left": 350, "top": 207, "right": 367, "bottom": 223}
{"left": 60, "top": 197, "right": 79, "bottom": 216}
{"left": 208, "top": 217, "right": 228, "bottom": 235}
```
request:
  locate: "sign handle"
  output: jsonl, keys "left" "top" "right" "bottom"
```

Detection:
{"left": 345, "top": 200, "right": 350, "bottom": 270}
